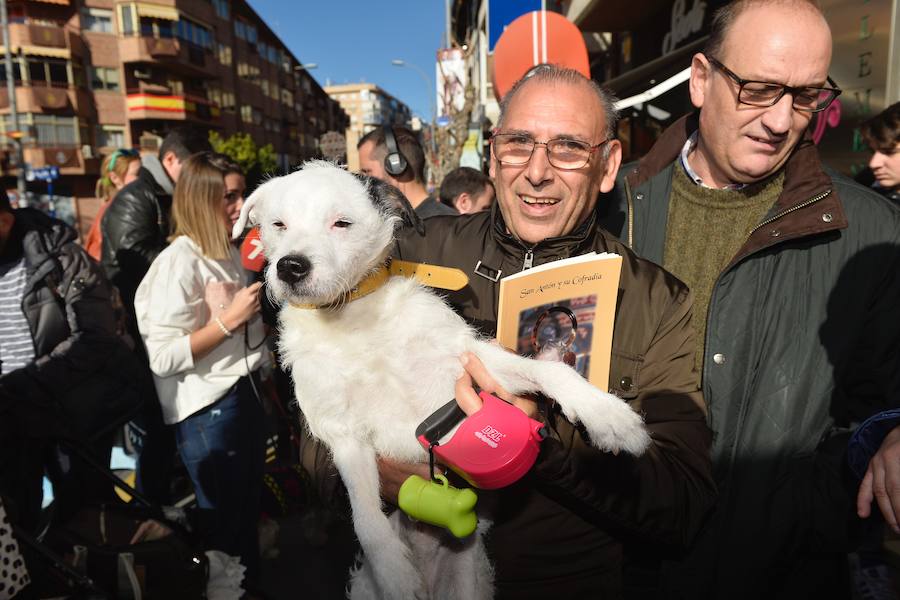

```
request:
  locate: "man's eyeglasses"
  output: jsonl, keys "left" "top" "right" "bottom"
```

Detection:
{"left": 706, "top": 56, "right": 841, "bottom": 113}
{"left": 108, "top": 148, "right": 139, "bottom": 171}
{"left": 491, "top": 133, "right": 609, "bottom": 170}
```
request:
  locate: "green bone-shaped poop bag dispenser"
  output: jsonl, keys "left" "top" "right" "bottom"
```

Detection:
{"left": 398, "top": 473, "right": 478, "bottom": 538}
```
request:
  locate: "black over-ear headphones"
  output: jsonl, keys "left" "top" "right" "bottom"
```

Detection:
{"left": 382, "top": 125, "right": 409, "bottom": 176}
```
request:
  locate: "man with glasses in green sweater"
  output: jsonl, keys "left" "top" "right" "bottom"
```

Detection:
{"left": 600, "top": 0, "right": 900, "bottom": 597}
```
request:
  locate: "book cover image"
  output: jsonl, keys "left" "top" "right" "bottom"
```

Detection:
{"left": 515, "top": 295, "right": 597, "bottom": 379}
{"left": 496, "top": 252, "right": 622, "bottom": 390}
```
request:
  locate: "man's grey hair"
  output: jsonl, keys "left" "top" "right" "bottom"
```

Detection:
{"left": 496, "top": 64, "right": 620, "bottom": 149}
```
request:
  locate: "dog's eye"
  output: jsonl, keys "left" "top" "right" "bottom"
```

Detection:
{"left": 272, "top": 221, "right": 286, "bottom": 230}
{"left": 333, "top": 219, "right": 353, "bottom": 229}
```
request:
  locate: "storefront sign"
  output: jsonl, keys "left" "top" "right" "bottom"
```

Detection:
{"left": 662, "top": 0, "right": 706, "bottom": 55}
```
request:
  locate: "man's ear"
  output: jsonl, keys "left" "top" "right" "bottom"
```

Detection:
{"left": 599, "top": 141, "right": 623, "bottom": 194}
{"left": 455, "top": 192, "right": 472, "bottom": 213}
{"left": 689, "top": 53, "right": 711, "bottom": 110}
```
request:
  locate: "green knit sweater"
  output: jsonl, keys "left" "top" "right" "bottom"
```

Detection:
{"left": 663, "top": 165, "right": 784, "bottom": 371}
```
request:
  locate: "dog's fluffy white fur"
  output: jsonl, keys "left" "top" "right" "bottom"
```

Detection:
{"left": 233, "top": 161, "right": 651, "bottom": 600}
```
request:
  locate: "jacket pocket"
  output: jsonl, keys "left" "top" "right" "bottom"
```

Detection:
{"left": 609, "top": 351, "right": 644, "bottom": 400}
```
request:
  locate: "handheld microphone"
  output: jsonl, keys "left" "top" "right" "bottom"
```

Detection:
{"left": 240, "top": 227, "right": 266, "bottom": 272}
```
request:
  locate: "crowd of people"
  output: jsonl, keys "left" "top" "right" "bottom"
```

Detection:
{"left": 1, "top": 0, "right": 899, "bottom": 598}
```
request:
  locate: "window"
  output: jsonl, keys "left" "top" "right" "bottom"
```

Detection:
{"left": 234, "top": 20, "right": 246, "bottom": 40}
{"left": 207, "top": 86, "right": 222, "bottom": 106}
{"left": 245, "top": 23, "right": 257, "bottom": 43}
{"left": 140, "top": 17, "right": 175, "bottom": 38}
{"left": 221, "top": 91, "right": 235, "bottom": 111}
{"left": 96, "top": 125, "right": 125, "bottom": 148}
{"left": 217, "top": 43, "right": 232, "bottom": 66}
{"left": 28, "top": 59, "right": 69, "bottom": 87}
{"left": 33, "top": 115, "right": 78, "bottom": 147}
{"left": 260, "top": 79, "right": 269, "bottom": 97}
{"left": 167, "top": 78, "right": 184, "bottom": 95}
{"left": 177, "top": 18, "right": 212, "bottom": 49}
{"left": 0, "top": 61, "right": 23, "bottom": 84}
{"left": 120, "top": 5, "right": 134, "bottom": 35}
{"left": 212, "top": 0, "right": 229, "bottom": 19}
{"left": 91, "top": 67, "right": 119, "bottom": 92}
{"left": 82, "top": 8, "right": 114, "bottom": 33}
{"left": 90, "top": 67, "right": 119, "bottom": 91}
{"left": 240, "top": 105, "right": 252, "bottom": 123}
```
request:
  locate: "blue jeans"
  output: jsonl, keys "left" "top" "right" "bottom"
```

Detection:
{"left": 176, "top": 375, "right": 265, "bottom": 584}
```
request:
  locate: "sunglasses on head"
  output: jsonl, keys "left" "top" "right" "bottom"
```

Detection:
{"left": 108, "top": 148, "right": 139, "bottom": 172}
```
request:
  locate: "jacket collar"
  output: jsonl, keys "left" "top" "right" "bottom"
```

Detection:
{"left": 625, "top": 112, "right": 847, "bottom": 260}
{"left": 489, "top": 201, "right": 601, "bottom": 261}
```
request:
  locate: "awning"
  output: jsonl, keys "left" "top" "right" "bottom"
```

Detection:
{"left": 135, "top": 3, "right": 180, "bottom": 21}
{"left": 569, "top": 0, "right": 669, "bottom": 32}
{"left": 603, "top": 36, "right": 707, "bottom": 97}
{"left": 0, "top": 45, "right": 71, "bottom": 58}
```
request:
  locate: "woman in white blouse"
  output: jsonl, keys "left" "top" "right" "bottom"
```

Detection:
{"left": 134, "top": 152, "right": 267, "bottom": 585}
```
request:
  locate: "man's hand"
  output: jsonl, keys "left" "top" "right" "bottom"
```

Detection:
{"left": 456, "top": 351, "right": 539, "bottom": 418}
{"left": 377, "top": 457, "right": 432, "bottom": 506}
{"left": 857, "top": 424, "right": 900, "bottom": 533}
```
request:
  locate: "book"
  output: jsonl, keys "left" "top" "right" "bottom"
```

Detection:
{"left": 495, "top": 252, "right": 623, "bottom": 390}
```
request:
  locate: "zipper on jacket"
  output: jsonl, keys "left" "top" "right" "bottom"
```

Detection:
{"left": 744, "top": 189, "right": 832, "bottom": 240}
{"left": 522, "top": 249, "right": 534, "bottom": 270}
{"left": 624, "top": 177, "right": 635, "bottom": 248}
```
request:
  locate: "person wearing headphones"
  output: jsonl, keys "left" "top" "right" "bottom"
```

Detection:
{"left": 357, "top": 125, "right": 457, "bottom": 218}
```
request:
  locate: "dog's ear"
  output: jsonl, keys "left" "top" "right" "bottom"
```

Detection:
{"left": 232, "top": 178, "right": 271, "bottom": 240}
{"left": 353, "top": 173, "right": 425, "bottom": 236}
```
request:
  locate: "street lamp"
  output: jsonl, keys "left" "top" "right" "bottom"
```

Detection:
{"left": 390, "top": 59, "right": 436, "bottom": 126}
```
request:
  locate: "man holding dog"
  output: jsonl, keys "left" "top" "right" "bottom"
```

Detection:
{"left": 596, "top": 0, "right": 900, "bottom": 597}
{"left": 390, "top": 64, "right": 716, "bottom": 598}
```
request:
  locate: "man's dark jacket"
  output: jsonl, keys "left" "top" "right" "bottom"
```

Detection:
{"left": 391, "top": 206, "right": 716, "bottom": 598}
{"left": 100, "top": 164, "right": 171, "bottom": 309}
{"left": 598, "top": 114, "right": 900, "bottom": 599}
{"left": 0, "top": 209, "right": 142, "bottom": 440}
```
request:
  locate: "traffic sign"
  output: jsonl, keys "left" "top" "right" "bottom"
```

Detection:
{"left": 32, "top": 166, "right": 59, "bottom": 182}
{"left": 318, "top": 131, "right": 346, "bottom": 160}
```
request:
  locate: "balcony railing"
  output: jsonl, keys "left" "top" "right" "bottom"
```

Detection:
{"left": 118, "top": 36, "right": 211, "bottom": 75}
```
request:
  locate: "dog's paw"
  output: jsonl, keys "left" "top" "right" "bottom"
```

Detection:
{"left": 562, "top": 387, "right": 652, "bottom": 456}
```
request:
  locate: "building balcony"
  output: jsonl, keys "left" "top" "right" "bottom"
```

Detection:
{"left": 126, "top": 91, "right": 220, "bottom": 122}
{"left": 0, "top": 84, "right": 95, "bottom": 118}
{"left": 118, "top": 36, "right": 212, "bottom": 78}
{"left": 0, "top": 145, "right": 97, "bottom": 178}
{"left": 3, "top": 23, "right": 86, "bottom": 58}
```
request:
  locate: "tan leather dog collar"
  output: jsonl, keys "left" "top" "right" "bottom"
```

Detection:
{"left": 290, "top": 259, "right": 469, "bottom": 310}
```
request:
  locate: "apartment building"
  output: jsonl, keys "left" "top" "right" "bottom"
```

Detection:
{"left": 0, "top": 0, "right": 348, "bottom": 235}
{"left": 325, "top": 82, "right": 412, "bottom": 171}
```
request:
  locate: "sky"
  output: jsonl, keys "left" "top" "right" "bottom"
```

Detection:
{"left": 249, "top": 0, "right": 449, "bottom": 120}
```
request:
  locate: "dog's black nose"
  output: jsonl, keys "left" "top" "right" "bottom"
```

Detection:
{"left": 277, "top": 255, "right": 312, "bottom": 284}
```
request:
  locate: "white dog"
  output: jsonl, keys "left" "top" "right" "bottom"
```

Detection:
{"left": 233, "top": 161, "right": 650, "bottom": 600}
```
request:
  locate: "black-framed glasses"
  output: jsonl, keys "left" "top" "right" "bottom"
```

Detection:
{"left": 491, "top": 132, "right": 609, "bottom": 170}
{"left": 706, "top": 56, "right": 841, "bottom": 113}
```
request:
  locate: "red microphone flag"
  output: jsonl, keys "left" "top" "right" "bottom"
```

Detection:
{"left": 241, "top": 227, "right": 266, "bottom": 272}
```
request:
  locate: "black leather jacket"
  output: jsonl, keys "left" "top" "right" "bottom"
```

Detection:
{"left": 100, "top": 165, "right": 171, "bottom": 308}
{"left": 0, "top": 209, "right": 143, "bottom": 440}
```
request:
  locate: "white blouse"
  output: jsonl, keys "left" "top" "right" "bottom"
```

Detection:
{"left": 135, "top": 235, "right": 267, "bottom": 424}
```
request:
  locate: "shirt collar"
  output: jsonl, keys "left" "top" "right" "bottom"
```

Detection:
{"left": 680, "top": 131, "right": 748, "bottom": 191}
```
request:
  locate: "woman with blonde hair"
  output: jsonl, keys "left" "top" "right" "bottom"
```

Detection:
{"left": 84, "top": 148, "right": 141, "bottom": 260}
{"left": 134, "top": 152, "right": 268, "bottom": 585}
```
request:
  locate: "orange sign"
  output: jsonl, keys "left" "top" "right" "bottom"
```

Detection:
{"left": 492, "top": 11, "right": 590, "bottom": 101}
